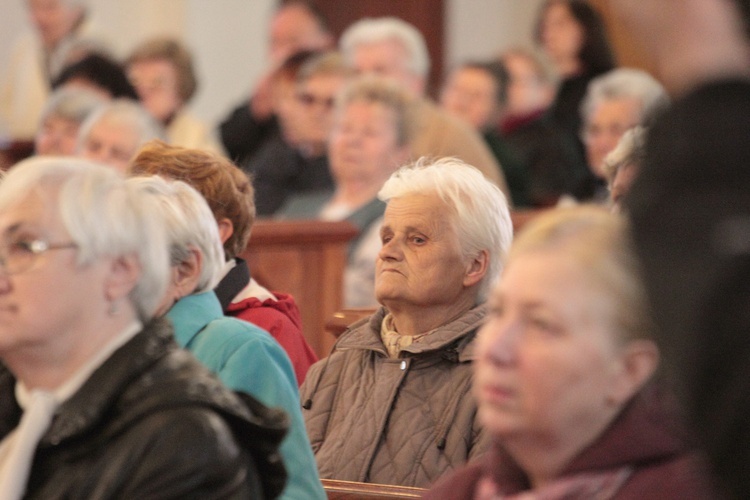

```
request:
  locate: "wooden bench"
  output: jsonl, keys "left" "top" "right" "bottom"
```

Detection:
{"left": 322, "top": 479, "right": 427, "bottom": 499}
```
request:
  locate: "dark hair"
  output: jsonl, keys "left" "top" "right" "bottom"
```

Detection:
{"left": 536, "top": 0, "right": 615, "bottom": 76}
{"left": 53, "top": 54, "right": 138, "bottom": 100}
{"left": 458, "top": 60, "right": 510, "bottom": 106}
{"left": 272, "top": 49, "right": 321, "bottom": 83}
{"left": 277, "top": 0, "right": 331, "bottom": 34}
{"left": 734, "top": 0, "right": 750, "bottom": 40}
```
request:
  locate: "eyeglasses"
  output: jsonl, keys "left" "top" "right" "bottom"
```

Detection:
{"left": 0, "top": 238, "right": 77, "bottom": 275}
{"left": 296, "top": 92, "right": 335, "bottom": 109}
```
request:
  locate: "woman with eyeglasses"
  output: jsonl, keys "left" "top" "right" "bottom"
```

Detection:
{"left": 0, "top": 157, "right": 286, "bottom": 499}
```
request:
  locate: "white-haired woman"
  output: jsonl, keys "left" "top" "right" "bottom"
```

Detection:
{"left": 77, "top": 98, "right": 165, "bottom": 172}
{"left": 425, "top": 206, "right": 716, "bottom": 499}
{"left": 129, "top": 175, "right": 325, "bottom": 500}
{"left": 300, "top": 157, "right": 513, "bottom": 487}
{"left": 34, "top": 87, "right": 105, "bottom": 156}
{"left": 0, "top": 157, "right": 286, "bottom": 499}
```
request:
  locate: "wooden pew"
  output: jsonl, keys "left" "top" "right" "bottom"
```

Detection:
{"left": 239, "top": 219, "right": 358, "bottom": 359}
{"left": 322, "top": 479, "right": 426, "bottom": 499}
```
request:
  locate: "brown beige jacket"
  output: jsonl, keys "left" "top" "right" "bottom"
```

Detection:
{"left": 300, "top": 306, "right": 491, "bottom": 487}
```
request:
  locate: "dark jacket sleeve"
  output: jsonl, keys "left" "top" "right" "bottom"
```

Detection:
{"left": 219, "top": 101, "right": 277, "bottom": 164}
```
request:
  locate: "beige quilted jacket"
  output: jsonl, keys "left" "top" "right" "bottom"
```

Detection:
{"left": 300, "top": 306, "right": 491, "bottom": 488}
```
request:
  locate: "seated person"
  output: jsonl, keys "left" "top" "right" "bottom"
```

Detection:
{"left": 300, "top": 157, "right": 513, "bottom": 487}
{"left": 128, "top": 175, "right": 325, "bottom": 500}
{"left": 34, "top": 87, "right": 105, "bottom": 156}
{"left": 53, "top": 53, "right": 138, "bottom": 101}
{"left": 130, "top": 140, "right": 318, "bottom": 385}
{"left": 0, "top": 157, "right": 286, "bottom": 499}
{"left": 278, "top": 76, "right": 413, "bottom": 307}
{"left": 77, "top": 99, "right": 164, "bottom": 172}
{"left": 602, "top": 126, "right": 646, "bottom": 213}
{"left": 126, "top": 37, "right": 223, "bottom": 153}
{"left": 249, "top": 51, "right": 352, "bottom": 215}
{"left": 440, "top": 60, "right": 528, "bottom": 206}
{"left": 425, "top": 206, "right": 717, "bottom": 499}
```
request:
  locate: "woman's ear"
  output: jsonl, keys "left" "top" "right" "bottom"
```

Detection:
{"left": 217, "top": 218, "right": 234, "bottom": 245}
{"left": 607, "top": 339, "right": 660, "bottom": 405}
{"left": 104, "top": 254, "right": 141, "bottom": 303}
{"left": 463, "top": 249, "right": 489, "bottom": 288}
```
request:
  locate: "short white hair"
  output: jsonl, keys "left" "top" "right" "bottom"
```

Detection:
{"left": 603, "top": 126, "right": 647, "bottom": 186}
{"left": 580, "top": 68, "right": 668, "bottom": 126}
{"left": 77, "top": 99, "right": 166, "bottom": 152}
{"left": 340, "top": 17, "right": 430, "bottom": 78}
{"left": 127, "top": 175, "right": 225, "bottom": 295}
{"left": 378, "top": 157, "right": 513, "bottom": 302}
{"left": 0, "top": 157, "right": 171, "bottom": 322}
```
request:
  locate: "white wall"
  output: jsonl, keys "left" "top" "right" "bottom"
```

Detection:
{"left": 0, "top": 0, "right": 545, "bottom": 129}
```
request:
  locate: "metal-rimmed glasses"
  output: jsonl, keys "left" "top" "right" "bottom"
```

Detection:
{"left": 0, "top": 238, "right": 77, "bottom": 275}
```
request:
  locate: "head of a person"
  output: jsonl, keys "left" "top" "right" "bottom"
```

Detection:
{"left": 126, "top": 38, "right": 198, "bottom": 124}
{"left": 0, "top": 158, "right": 172, "bottom": 365}
{"left": 129, "top": 140, "right": 255, "bottom": 262}
{"left": 376, "top": 157, "right": 512, "bottom": 318}
{"left": 269, "top": 0, "right": 333, "bottom": 64}
{"left": 580, "top": 68, "right": 667, "bottom": 177}
{"left": 474, "top": 206, "right": 658, "bottom": 467}
{"left": 340, "top": 17, "right": 430, "bottom": 97}
{"left": 440, "top": 61, "right": 508, "bottom": 131}
{"left": 35, "top": 87, "right": 105, "bottom": 156}
{"left": 328, "top": 76, "right": 413, "bottom": 188}
{"left": 499, "top": 48, "right": 554, "bottom": 118}
{"left": 293, "top": 51, "right": 354, "bottom": 154}
{"left": 126, "top": 176, "right": 225, "bottom": 317}
{"left": 603, "top": 126, "right": 646, "bottom": 213}
{"left": 77, "top": 99, "right": 165, "bottom": 172}
{"left": 53, "top": 54, "right": 139, "bottom": 101}
{"left": 27, "top": 0, "right": 84, "bottom": 49}
{"left": 271, "top": 49, "right": 321, "bottom": 146}
{"left": 535, "top": 0, "right": 615, "bottom": 77}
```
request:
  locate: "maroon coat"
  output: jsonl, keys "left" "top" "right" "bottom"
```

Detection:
{"left": 424, "top": 385, "right": 719, "bottom": 499}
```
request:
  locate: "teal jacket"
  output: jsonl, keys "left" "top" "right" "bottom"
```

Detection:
{"left": 167, "top": 291, "right": 325, "bottom": 500}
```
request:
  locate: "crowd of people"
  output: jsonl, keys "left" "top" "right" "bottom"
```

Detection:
{"left": 0, "top": 0, "right": 747, "bottom": 498}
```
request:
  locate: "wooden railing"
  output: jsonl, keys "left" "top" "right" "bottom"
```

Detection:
{"left": 322, "top": 479, "right": 426, "bottom": 499}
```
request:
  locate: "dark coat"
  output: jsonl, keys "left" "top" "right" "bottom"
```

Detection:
{"left": 0, "top": 317, "right": 288, "bottom": 499}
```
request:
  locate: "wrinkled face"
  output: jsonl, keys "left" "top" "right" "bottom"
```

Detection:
{"left": 0, "top": 190, "right": 106, "bottom": 362}
{"left": 583, "top": 97, "right": 642, "bottom": 177}
{"left": 440, "top": 67, "right": 498, "bottom": 130}
{"left": 375, "top": 194, "right": 470, "bottom": 309}
{"left": 295, "top": 74, "right": 347, "bottom": 148}
{"left": 328, "top": 100, "right": 406, "bottom": 184}
{"left": 539, "top": 2, "right": 585, "bottom": 66}
{"left": 79, "top": 119, "right": 140, "bottom": 173}
{"left": 27, "top": 0, "right": 81, "bottom": 48}
{"left": 474, "top": 250, "right": 624, "bottom": 443}
{"left": 35, "top": 114, "right": 80, "bottom": 156}
{"left": 128, "top": 59, "right": 182, "bottom": 123}
{"left": 610, "top": 162, "right": 639, "bottom": 213}
{"left": 503, "top": 53, "right": 551, "bottom": 117}
{"left": 352, "top": 39, "right": 423, "bottom": 96}
{"left": 269, "top": 5, "right": 330, "bottom": 64}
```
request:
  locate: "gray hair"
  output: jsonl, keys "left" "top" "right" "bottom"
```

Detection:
{"left": 0, "top": 157, "right": 171, "bottom": 322}
{"left": 580, "top": 68, "right": 669, "bottom": 126}
{"left": 127, "top": 175, "right": 225, "bottom": 295}
{"left": 602, "top": 126, "right": 647, "bottom": 187}
{"left": 340, "top": 17, "right": 430, "bottom": 79}
{"left": 378, "top": 157, "right": 512, "bottom": 302}
{"left": 335, "top": 75, "right": 415, "bottom": 146}
{"left": 39, "top": 87, "right": 106, "bottom": 126}
{"left": 77, "top": 99, "right": 166, "bottom": 152}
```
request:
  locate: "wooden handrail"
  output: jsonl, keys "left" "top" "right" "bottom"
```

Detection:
{"left": 322, "top": 479, "right": 426, "bottom": 499}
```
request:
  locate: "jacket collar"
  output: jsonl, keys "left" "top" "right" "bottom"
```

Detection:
{"left": 336, "top": 305, "right": 486, "bottom": 361}
{"left": 165, "top": 291, "right": 223, "bottom": 348}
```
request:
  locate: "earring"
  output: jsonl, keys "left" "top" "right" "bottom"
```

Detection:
{"left": 108, "top": 299, "right": 119, "bottom": 316}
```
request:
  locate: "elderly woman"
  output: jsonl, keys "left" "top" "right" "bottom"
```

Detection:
{"left": 126, "top": 37, "right": 222, "bottom": 153}
{"left": 34, "top": 86, "right": 105, "bottom": 156}
{"left": 425, "top": 206, "right": 717, "bottom": 499}
{"left": 0, "top": 157, "right": 286, "bottom": 499}
{"left": 130, "top": 140, "right": 318, "bottom": 385}
{"left": 77, "top": 98, "right": 164, "bottom": 172}
{"left": 602, "top": 126, "right": 646, "bottom": 213}
{"left": 278, "top": 75, "right": 413, "bottom": 307}
{"left": 300, "top": 157, "right": 513, "bottom": 487}
{"left": 128, "top": 174, "right": 325, "bottom": 500}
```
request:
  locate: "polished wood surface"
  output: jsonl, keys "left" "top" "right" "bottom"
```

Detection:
{"left": 322, "top": 479, "right": 426, "bottom": 499}
{"left": 240, "top": 219, "right": 358, "bottom": 358}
